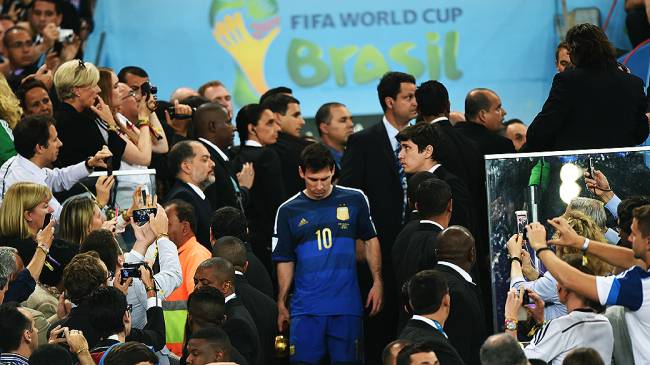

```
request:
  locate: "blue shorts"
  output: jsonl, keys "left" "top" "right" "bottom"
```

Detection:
{"left": 290, "top": 315, "right": 363, "bottom": 364}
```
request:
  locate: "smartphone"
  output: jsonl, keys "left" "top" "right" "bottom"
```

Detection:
{"left": 42, "top": 213, "right": 52, "bottom": 229}
{"left": 141, "top": 186, "right": 148, "bottom": 207}
{"left": 120, "top": 262, "right": 144, "bottom": 283}
{"left": 133, "top": 208, "right": 156, "bottom": 226}
{"left": 515, "top": 210, "right": 528, "bottom": 241}
{"left": 587, "top": 157, "right": 595, "bottom": 179}
{"left": 52, "top": 40, "right": 63, "bottom": 55}
{"left": 105, "top": 156, "right": 113, "bottom": 176}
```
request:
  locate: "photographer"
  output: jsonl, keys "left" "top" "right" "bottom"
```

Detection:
{"left": 504, "top": 255, "right": 613, "bottom": 365}
{"left": 124, "top": 202, "right": 181, "bottom": 329}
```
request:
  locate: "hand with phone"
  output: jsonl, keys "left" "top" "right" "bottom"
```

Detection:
{"left": 86, "top": 145, "right": 113, "bottom": 170}
{"left": 95, "top": 175, "right": 115, "bottom": 208}
{"left": 583, "top": 166, "right": 615, "bottom": 203}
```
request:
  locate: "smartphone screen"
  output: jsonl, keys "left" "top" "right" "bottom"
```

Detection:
{"left": 588, "top": 157, "right": 595, "bottom": 179}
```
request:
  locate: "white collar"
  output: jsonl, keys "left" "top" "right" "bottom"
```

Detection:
{"left": 438, "top": 261, "right": 474, "bottom": 283}
{"left": 430, "top": 116, "right": 449, "bottom": 124}
{"left": 225, "top": 293, "right": 237, "bottom": 303}
{"left": 17, "top": 154, "right": 45, "bottom": 176}
{"left": 198, "top": 137, "right": 229, "bottom": 161}
{"left": 411, "top": 315, "right": 447, "bottom": 338}
{"left": 427, "top": 163, "right": 441, "bottom": 174}
{"left": 108, "top": 334, "right": 120, "bottom": 341}
{"left": 244, "top": 140, "right": 262, "bottom": 147}
{"left": 235, "top": 270, "right": 244, "bottom": 276}
{"left": 186, "top": 182, "right": 206, "bottom": 200}
{"left": 419, "top": 220, "right": 445, "bottom": 231}
{"left": 382, "top": 116, "right": 400, "bottom": 152}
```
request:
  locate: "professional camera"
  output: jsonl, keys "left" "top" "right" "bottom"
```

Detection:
{"left": 140, "top": 82, "right": 158, "bottom": 96}
{"left": 120, "top": 262, "right": 146, "bottom": 283}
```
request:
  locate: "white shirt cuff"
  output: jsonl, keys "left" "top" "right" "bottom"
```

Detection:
{"left": 605, "top": 195, "right": 621, "bottom": 219}
{"left": 128, "top": 250, "right": 145, "bottom": 262}
{"left": 147, "top": 296, "right": 161, "bottom": 309}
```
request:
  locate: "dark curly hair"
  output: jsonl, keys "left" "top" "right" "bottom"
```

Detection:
{"left": 565, "top": 23, "right": 616, "bottom": 69}
{"left": 62, "top": 252, "right": 106, "bottom": 304}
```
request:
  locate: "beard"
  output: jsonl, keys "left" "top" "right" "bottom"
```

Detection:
{"left": 199, "top": 174, "right": 216, "bottom": 190}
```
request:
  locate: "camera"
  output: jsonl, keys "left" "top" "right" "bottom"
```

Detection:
{"left": 167, "top": 105, "right": 194, "bottom": 120}
{"left": 58, "top": 28, "right": 74, "bottom": 43}
{"left": 140, "top": 82, "right": 157, "bottom": 96}
{"left": 120, "top": 262, "right": 145, "bottom": 282}
{"left": 133, "top": 208, "right": 156, "bottom": 226}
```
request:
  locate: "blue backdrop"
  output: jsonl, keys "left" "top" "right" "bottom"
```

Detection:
{"left": 85, "top": 0, "right": 632, "bottom": 123}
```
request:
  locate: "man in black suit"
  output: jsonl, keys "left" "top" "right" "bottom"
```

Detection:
{"left": 399, "top": 270, "right": 465, "bottom": 365}
{"left": 435, "top": 226, "right": 487, "bottom": 365}
{"left": 397, "top": 123, "right": 473, "bottom": 233}
{"left": 393, "top": 178, "right": 451, "bottom": 330}
{"left": 165, "top": 140, "right": 215, "bottom": 248}
{"left": 186, "top": 287, "right": 250, "bottom": 365}
{"left": 265, "top": 93, "right": 311, "bottom": 197}
{"left": 213, "top": 236, "right": 277, "bottom": 365}
{"left": 455, "top": 88, "right": 515, "bottom": 156}
{"left": 194, "top": 258, "right": 260, "bottom": 365}
{"left": 340, "top": 71, "right": 418, "bottom": 360}
{"left": 210, "top": 207, "right": 274, "bottom": 298}
{"left": 526, "top": 23, "right": 649, "bottom": 152}
{"left": 193, "top": 103, "right": 253, "bottom": 214}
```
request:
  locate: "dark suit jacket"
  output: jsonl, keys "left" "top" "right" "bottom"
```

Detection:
{"left": 526, "top": 67, "right": 649, "bottom": 152}
{"left": 241, "top": 241, "right": 274, "bottom": 299}
{"left": 454, "top": 121, "right": 515, "bottom": 156}
{"left": 340, "top": 121, "right": 404, "bottom": 260}
{"left": 165, "top": 180, "right": 213, "bottom": 248}
{"left": 399, "top": 319, "right": 466, "bottom": 365}
{"left": 235, "top": 274, "right": 277, "bottom": 365}
{"left": 393, "top": 221, "right": 442, "bottom": 330}
{"left": 270, "top": 133, "right": 311, "bottom": 197}
{"left": 436, "top": 263, "right": 487, "bottom": 365}
{"left": 224, "top": 296, "right": 260, "bottom": 365}
{"left": 231, "top": 145, "right": 286, "bottom": 271}
{"left": 431, "top": 166, "right": 473, "bottom": 232}
{"left": 54, "top": 102, "right": 126, "bottom": 170}
{"left": 199, "top": 139, "right": 250, "bottom": 213}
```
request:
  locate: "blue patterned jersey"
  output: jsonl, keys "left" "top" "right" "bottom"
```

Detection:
{"left": 272, "top": 185, "right": 377, "bottom": 316}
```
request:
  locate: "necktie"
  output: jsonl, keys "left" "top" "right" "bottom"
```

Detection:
{"left": 394, "top": 144, "right": 407, "bottom": 223}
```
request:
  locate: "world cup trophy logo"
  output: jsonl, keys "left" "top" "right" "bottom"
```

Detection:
{"left": 209, "top": 0, "right": 280, "bottom": 105}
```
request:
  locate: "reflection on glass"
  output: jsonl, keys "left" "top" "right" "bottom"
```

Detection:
{"left": 486, "top": 147, "right": 650, "bottom": 332}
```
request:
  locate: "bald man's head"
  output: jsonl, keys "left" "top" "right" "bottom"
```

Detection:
{"left": 436, "top": 226, "right": 475, "bottom": 269}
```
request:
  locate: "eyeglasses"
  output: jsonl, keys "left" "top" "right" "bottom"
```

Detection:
{"left": 7, "top": 40, "right": 33, "bottom": 49}
{"left": 122, "top": 90, "right": 136, "bottom": 101}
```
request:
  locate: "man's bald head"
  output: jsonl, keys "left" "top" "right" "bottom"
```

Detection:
{"left": 170, "top": 87, "right": 199, "bottom": 103}
{"left": 436, "top": 226, "right": 475, "bottom": 268}
{"left": 212, "top": 236, "right": 248, "bottom": 272}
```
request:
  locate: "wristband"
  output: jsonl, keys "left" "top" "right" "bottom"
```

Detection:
{"left": 137, "top": 119, "right": 150, "bottom": 127}
{"left": 75, "top": 347, "right": 89, "bottom": 355}
{"left": 145, "top": 286, "right": 156, "bottom": 292}
{"left": 156, "top": 233, "right": 168, "bottom": 241}
{"left": 504, "top": 318, "right": 518, "bottom": 331}
{"left": 37, "top": 244, "right": 49, "bottom": 255}
{"left": 509, "top": 257, "right": 522, "bottom": 266}
{"left": 580, "top": 238, "right": 590, "bottom": 253}
{"left": 535, "top": 246, "right": 552, "bottom": 257}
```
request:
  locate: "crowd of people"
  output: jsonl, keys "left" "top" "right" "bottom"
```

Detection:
{"left": 0, "top": 1, "right": 650, "bottom": 365}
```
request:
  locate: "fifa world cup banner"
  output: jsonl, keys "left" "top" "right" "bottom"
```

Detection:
{"left": 88, "top": 0, "right": 629, "bottom": 121}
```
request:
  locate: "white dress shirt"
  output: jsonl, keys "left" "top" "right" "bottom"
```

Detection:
{"left": 199, "top": 137, "right": 229, "bottom": 161}
{"left": 244, "top": 140, "right": 262, "bottom": 147}
{"left": 427, "top": 163, "right": 442, "bottom": 174}
{"left": 0, "top": 154, "right": 89, "bottom": 219}
{"left": 382, "top": 116, "right": 400, "bottom": 152}
{"left": 438, "top": 261, "right": 474, "bottom": 283}
{"left": 186, "top": 182, "right": 206, "bottom": 200}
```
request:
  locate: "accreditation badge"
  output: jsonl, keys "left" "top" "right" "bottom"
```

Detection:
{"left": 337, "top": 206, "right": 350, "bottom": 221}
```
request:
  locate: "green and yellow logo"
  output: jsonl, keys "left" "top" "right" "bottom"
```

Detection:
{"left": 209, "top": 0, "right": 280, "bottom": 105}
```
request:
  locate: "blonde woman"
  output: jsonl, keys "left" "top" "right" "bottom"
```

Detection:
{"left": 0, "top": 74, "right": 20, "bottom": 165}
{"left": 58, "top": 195, "right": 115, "bottom": 245}
{"left": 507, "top": 211, "right": 613, "bottom": 321}
{"left": 52, "top": 59, "right": 127, "bottom": 170}
{"left": 0, "top": 183, "right": 57, "bottom": 297}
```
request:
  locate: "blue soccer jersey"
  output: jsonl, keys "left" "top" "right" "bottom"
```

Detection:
{"left": 272, "top": 185, "right": 377, "bottom": 316}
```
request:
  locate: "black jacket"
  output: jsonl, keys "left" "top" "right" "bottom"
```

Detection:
{"left": 526, "top": 67, "right": 649, "bottom": 152}
{"left": 270, "top": 133, "right": 311, "bottom": 197}
{"left": 431, "top": 166, "right": 473, "bottom": 232}
{"left": 231, "top": 145, "right": 286, "bottom": 271}
{"left": 454, "top": 121, "right": 515, "bottom": 156}
{"left": 235, "top": 274, "right": 277, "bottom": 365}
{"left": 199, "top": 139, "right": 250, "bottom": 213}
{"left": 224, "top": 296, "right": 260, "bottom": 365}
{"left": 54, "top": 102, "right": 126, "bottom": 170}
{"left": 165, "top": 180, "right": 214, "bottom": 248}
{"left": 399, "top": 319, "right": 466, "bottom": 365}
{"left": 436, "top": 263, "right": 487, "bottom": 365}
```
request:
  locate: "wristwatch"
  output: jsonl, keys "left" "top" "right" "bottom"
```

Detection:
{"left": 505, "top": 318, "right": 518, "bottom": 331}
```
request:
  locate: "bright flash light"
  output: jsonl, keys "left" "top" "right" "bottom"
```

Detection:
{"left": 560, "top": 182, "right": 581, "bottom": 204}
{"left": 559, "top": 163, "right": 581, "bottom": 182}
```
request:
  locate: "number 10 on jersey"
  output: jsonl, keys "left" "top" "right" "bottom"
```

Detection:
{"left": 316, "top": 228, "right": 333, "bottom": 250}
